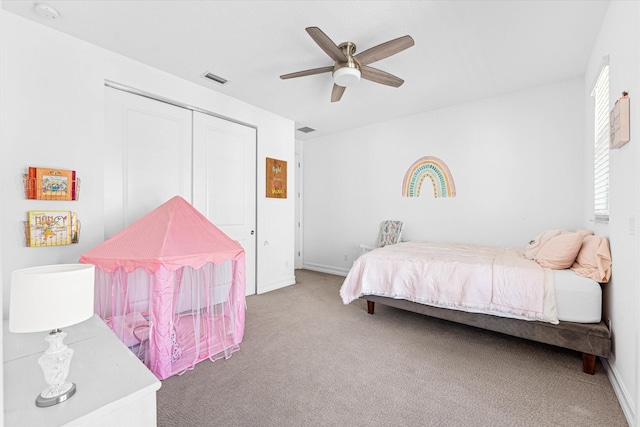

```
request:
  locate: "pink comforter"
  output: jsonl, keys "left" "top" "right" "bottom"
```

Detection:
{"left": 340, "top": 241, "right": 558, "bottom": 324}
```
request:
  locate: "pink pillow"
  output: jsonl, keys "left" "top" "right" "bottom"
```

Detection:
{"left": 524, "top": 229, "right": 562, "bottom": 260}
{"left": 575, "top": 229, "right": 594, "bottom": 238}
{"left": 534, "top": 232, "right": 583, "bottom": 269}
{"left": 570, "top": 235, "right": 612, "bottom": 282}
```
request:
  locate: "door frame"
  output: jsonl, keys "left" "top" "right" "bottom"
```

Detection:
{"left": 295, "top": 153, "right": 303, "bottom": 269}
{"left": 105, "top": 80, "right": 256, "bottom": 130}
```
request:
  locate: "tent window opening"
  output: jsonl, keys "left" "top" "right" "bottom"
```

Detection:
{"left": 592, "top": 64, "right": 610, "bottom": 222}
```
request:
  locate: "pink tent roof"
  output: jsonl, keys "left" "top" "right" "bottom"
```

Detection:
{"left": 80, "top": 196, "right": 244, "bottom": 273}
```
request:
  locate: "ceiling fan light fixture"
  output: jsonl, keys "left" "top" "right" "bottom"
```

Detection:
{"left": 333, "top": 67, "right": 361, "bottom": 87}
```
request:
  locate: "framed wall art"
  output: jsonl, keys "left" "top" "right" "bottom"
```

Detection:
{"left": 610, "top": 91, "right": 630, "bottom": 149}
{"left": 266, "top": 157, "right": 287, "bottom": 199}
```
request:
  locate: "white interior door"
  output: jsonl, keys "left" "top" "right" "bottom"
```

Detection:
{"left": 104, "top": 88, "right": 192, "bottom": 239}
{"left": 192, "top": 112, "right": 257, "bottom": 296}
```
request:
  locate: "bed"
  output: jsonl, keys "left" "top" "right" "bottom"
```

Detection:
{"left": 340, "top": 232, "right": 612, "bottom": 374}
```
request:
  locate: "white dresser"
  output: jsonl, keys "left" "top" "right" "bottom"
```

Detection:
{"left": 3, "top": 315, "right": 161, "bottom": 426}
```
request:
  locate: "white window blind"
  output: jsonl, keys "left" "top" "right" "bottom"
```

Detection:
{"left": 592, "top": 65, "right": 609, "bottom": 221}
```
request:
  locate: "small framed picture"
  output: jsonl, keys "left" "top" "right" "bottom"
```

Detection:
{"left": 610, "top": 92, "right": 630, "bottom": 149}
{"left": 266, "top": 158, "right": 287, "bottom": 199}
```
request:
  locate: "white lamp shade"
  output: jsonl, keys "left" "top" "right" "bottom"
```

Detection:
{"left": 10, "top": 264, "right": 95, "bottom": 333}
{"left": 333, "top": 67, "right": 361, "bottom": 87}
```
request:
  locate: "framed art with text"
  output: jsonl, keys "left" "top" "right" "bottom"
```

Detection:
{"left": 266, "top": 157, "right": 287, "bottom": 198}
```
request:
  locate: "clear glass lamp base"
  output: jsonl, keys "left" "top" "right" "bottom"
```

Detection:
{"left": 35, "top": 330, "right": 76, "bottom": 407}
{"left": 36, "top": 382, "right": 77, "bottom": 407}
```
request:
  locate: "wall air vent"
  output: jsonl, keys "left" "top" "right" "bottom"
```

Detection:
{"left": 202, "top": 72, "right": 228, "bottom": 85}
{"left": 297, "top": 126, "right": 316, "bottom": 134}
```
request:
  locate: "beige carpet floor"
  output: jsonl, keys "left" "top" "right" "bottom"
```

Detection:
{"left": 157, "top": 269, "right": 628, "bottom": 426}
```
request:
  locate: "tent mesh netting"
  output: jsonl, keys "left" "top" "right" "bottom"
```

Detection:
{"left": 80, "top": 196, "right": 246, "bottom": 380}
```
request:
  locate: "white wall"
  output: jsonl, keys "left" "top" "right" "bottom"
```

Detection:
{"left": 583, "top": 2, "right": 640, "bottom": 424}
{"left": 0, "top": 10, "right": 296, "bottom": 318}
{"left": 303, "top": 78, "right": 585, "bottom": 275}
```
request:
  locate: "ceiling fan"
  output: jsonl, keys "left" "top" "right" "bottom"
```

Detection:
{"left": 280, "top": 27, "right": 415, "bottom": 102}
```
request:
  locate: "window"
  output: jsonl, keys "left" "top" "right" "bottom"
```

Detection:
{"left": 592, "top": 65, "right": 609, "bottom": 222}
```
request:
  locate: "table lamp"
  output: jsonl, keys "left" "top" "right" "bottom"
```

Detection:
{"left": 9, "top": 264, "right": 95, "bottom": 407}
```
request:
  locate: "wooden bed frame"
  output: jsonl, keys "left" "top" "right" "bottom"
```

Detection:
{"left": 363, "top": 296, "right": 611, "bottom": 375}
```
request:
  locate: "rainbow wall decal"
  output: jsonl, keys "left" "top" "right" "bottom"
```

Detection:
{"left": 402, "top": 156, "right": 456, "bottom": 198}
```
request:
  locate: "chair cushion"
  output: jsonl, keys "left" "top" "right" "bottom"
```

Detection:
{"left": 378, "top": 221, "right": 404, "bottom": 247}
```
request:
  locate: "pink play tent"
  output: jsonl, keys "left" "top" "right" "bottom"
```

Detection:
{"left": 80, "top": 196, "right": 246, "bottom": 380}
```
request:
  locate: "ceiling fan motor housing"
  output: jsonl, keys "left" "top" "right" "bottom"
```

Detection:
{"left": 333, "top": 42, "right": 361, "bottom": 87}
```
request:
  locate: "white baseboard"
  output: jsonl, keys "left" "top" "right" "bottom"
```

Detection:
{"left": 602, "top": 357, "right": 635, "bottom": 426}
{"left": 301, "top": 262, "right": 349, "bottom": 277}
{"left": 257, "top": 275, "right": 296, "bottom": 294}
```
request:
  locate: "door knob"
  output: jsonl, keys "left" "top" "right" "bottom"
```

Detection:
{"left": 250, "top": 230, "right": 255, "bottom": 235}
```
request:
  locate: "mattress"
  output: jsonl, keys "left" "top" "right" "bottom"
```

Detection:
{"left": 553, "top": 269, "right": 602, "bottom": 323}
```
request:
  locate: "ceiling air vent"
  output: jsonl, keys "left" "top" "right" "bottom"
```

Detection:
{"left": 202, "top": 72, "right": 228, "bottom": 85}
{"left": 297, "top": 126, "right": 316, "bottom": 134}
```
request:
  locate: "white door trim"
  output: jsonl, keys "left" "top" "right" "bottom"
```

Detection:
{"left": 105, "top": 80, "right": 257, "bottom": 132}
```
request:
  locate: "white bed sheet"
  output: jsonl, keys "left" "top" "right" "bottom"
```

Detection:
{"left": 553, "top": 269, "right": 602, "bottom": 323}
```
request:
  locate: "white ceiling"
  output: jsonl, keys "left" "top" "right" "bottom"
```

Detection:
{"left": 3, "top": 1, "right": 609, "bottom": 140}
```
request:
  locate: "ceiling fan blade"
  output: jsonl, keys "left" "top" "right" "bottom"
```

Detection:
{"left": 331, "top": 84, "right": 346, "bottom": 102}
{"left": 354, "top": 35, "right": 414, "bottom": 66}
{"left": 306, "top": 27, "right": 347, "bottom": 62}
{"left": 361, "top": 66, "right": 404, "bottom": 87}
{"left": 280, "top": 66, "right": 334, "bottom": 80}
